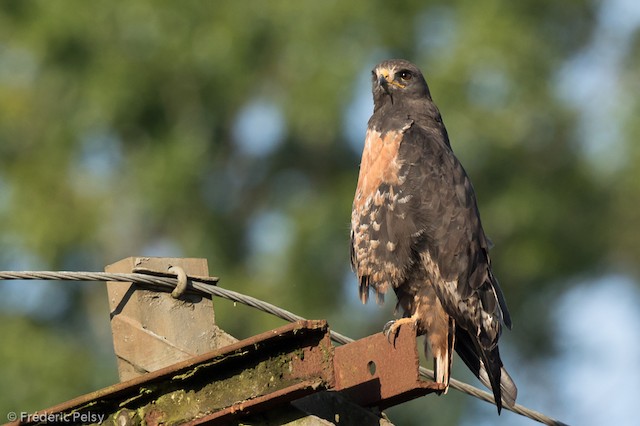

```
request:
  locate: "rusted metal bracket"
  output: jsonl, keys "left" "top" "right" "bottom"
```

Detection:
{"left": 334, "top": 322, "right": 444, "bottom": 409}
{"left": 12, "top": 320, "right": 440, "bottom": 425}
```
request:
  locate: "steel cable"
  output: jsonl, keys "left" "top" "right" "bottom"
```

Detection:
{"left": 0, "top": 270, "right": 566, "bottom": 425}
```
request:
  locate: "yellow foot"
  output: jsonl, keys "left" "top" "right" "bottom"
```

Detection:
{"left": 383, "top": 317, "right": 416, "bottom": 344}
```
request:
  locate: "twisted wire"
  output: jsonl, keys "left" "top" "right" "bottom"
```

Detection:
{"left": 0, "top": 270, "right": 566, "bottom": 425}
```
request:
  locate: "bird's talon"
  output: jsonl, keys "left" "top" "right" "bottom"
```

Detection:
{"left": 383, "top": 319, "right": 402, "bottom": 344}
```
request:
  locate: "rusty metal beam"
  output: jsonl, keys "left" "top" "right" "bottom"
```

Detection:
{"left": 334, "top": 322, "right": 444, "bottom": 409}
{"left": 13, "top": 321, "right": 333, "bottom": 426}
{"left": 12, "top": 321, "right": 440, "bottom": 425}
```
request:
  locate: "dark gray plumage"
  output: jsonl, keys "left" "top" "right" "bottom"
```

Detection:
{"left": 350, "top": 59, "right": 517, "bottom": 412}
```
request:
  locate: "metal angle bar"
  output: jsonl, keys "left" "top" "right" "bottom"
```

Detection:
{"left": 11, "top": 321, "right": 441, "bottom": 426}
{"left": 12, "top": 320, "right": 334, "bottom": 426}
{"left": 334, "top": 323, "right": 443, "bottom": 409}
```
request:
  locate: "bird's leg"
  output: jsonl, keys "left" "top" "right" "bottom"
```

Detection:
{"left": 383, "top": 315, "right": 417, "bottom": 344}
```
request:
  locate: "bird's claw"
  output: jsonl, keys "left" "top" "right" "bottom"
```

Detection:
{"left": 383, "top": 320, "right": 401, "bottom": 344}
{"left": 383, "top": 318, "right": 415, "bottom": 345}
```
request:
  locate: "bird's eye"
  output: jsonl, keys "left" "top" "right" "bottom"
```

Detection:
{"left": 398, "top": 70, "right": 412, "bottom": 81}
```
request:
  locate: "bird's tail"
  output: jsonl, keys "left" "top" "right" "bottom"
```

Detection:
{"left": 477, "top": 347, "right": 517, "bottom": 411}
{"left": 455, "top": 329, "right": 517, "bottom": 413}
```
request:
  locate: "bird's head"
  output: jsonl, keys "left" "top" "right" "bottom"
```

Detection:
{"left": 371, "top": 59, "right": 431, "bottom": 108}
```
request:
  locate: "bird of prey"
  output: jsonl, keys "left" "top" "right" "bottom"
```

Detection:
{"left": 350, "top": 59, "right": 517, "bottom": 412}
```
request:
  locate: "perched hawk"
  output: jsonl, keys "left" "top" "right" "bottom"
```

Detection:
{"left": 350, "top": 59, "right": 517, "bottom": 412}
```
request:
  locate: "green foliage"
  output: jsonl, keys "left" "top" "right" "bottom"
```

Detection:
{"left": 0, "top": 0, "right": 638, "bottom": 424}
{"left": 0, "top": 315, "right": 115, "bottom": 414}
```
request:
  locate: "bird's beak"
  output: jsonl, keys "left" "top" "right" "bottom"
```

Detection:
{"left": 378, "top": 75, "right": 390, "bottom": 93}
{"left": 376, "top": 68, "right": 392, "bottom": 96}
{"left": 377, "top": 68, "right": 391, "bottom": 88}
{"left": 376, "top": 67, "right": 404, "bottom": 90}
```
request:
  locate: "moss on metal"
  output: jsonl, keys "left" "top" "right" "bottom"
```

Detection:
{"left": 97, "top": 350, "right": 307, "bottom": 425}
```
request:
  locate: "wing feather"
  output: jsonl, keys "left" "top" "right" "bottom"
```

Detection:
{"left": 398, "top": 123, "right": 511, "bottom": 347}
